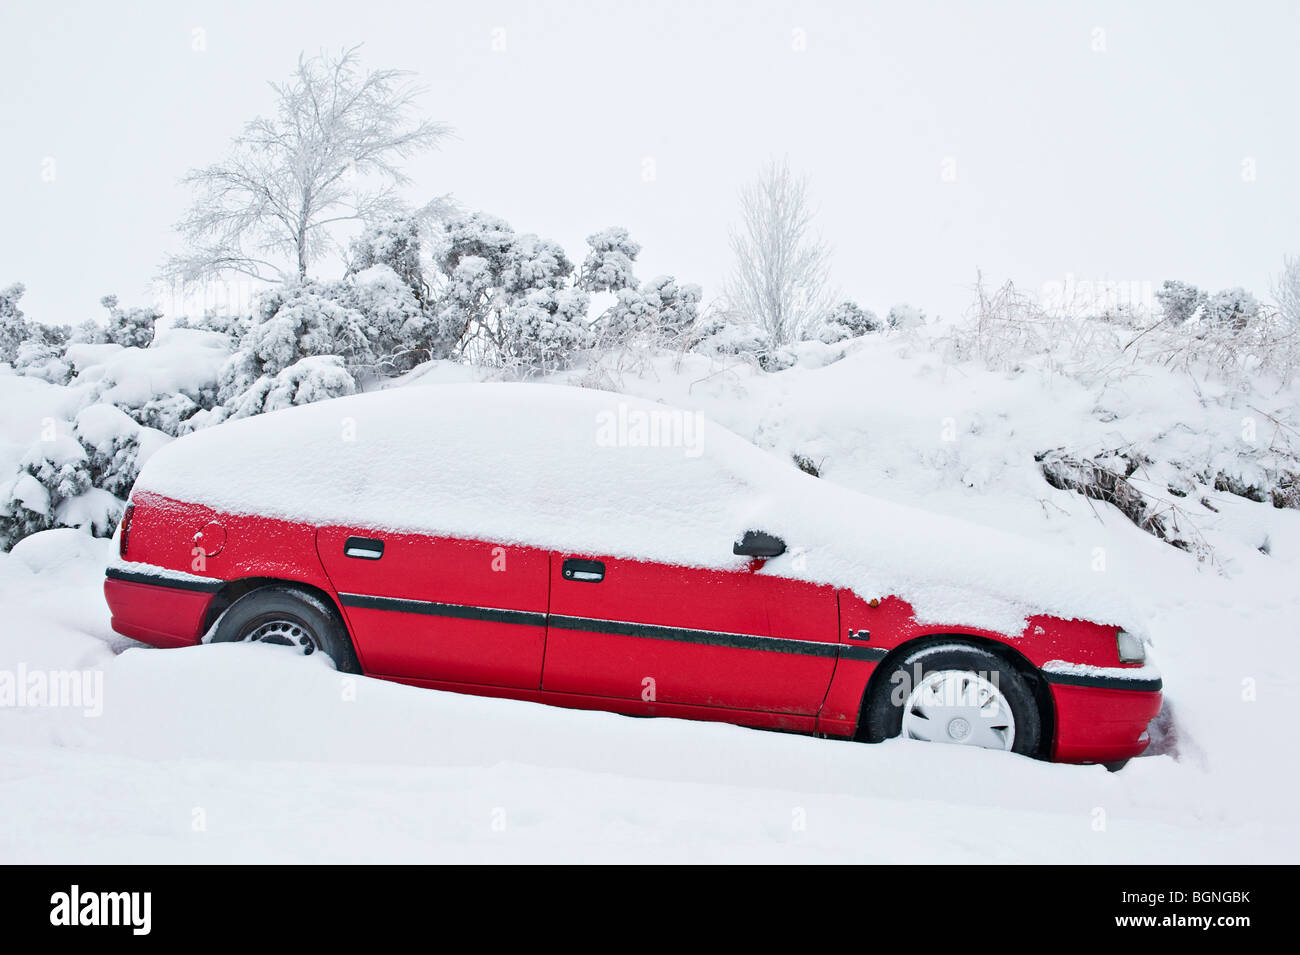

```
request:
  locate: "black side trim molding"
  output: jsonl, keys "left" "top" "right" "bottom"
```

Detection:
{"left": 547, "top": 613, "right": 841, "bottom": 658}
{"left": 838, "top": 645, "right": 889, "bottom": 662}
{"left": 1043, "top": 670, "right": 1163, "bottom": 693}
{"left": 338, "top": 592, "right": 547, "bottom": 628}
{"left": 105, "top": 567, "right": 224, "bottom": 594}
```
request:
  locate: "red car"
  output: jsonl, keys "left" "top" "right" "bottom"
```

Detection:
{"left": 103, "top": 384, "right": 1161, "bottom": 766}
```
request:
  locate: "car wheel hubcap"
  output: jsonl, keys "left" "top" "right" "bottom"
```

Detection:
{"left": 900, "top": 669, "right": 1015, "bottom": 750}
{"left": 245, "top": 618, "right": 317, "bottom": 655}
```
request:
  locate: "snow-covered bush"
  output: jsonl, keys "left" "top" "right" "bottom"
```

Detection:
{"left": 436, "top": 212, "right": 593, "bottom": 374}
{"left": 1201, "top": 287, "right": 1259, "bottom": 330}
{"left": 495, "top": 286, "right": 592, "bottom": 375}
{"left": 818, "top": 301, "right": 881, "bottom": 343}
{"left": 100, "top": 295, "right": 159, "bottom": 348}
{"left": 130, "top": 393, "right": 201, "bottom": 437}
{"left": 11, "top": 339, "right": 72, "bottom": 384}
{"left": 224, "top": 355, "right": 357, "bottom": 421}
{"left": 219, "top": 281, "right": 369, "bottom": 404}
{"left": 342, "top": 264, "right": 442, "bottom": 373}
{"left": 349, "top": 215, "right": 430, "bottom": 308}
{"left": 887, "top": 303, "right": 926, "bottom": 329}
{"left": 1, "top": 283, "right": 74, "bottom": 379}
{"left": 170, "top": 310, "right": 247, "bottom": 342}
{"left": 638, "top": 275, "right": 702, "bottom": 341}
{"left": 1155, "top": 279, "right": 1205, "bottom": 325}
{"left": 0, "top": 282, "right": 29, "bottom": 364}
{"left": 0, "top": 436, "right": 94, "bottom": 547}
{"left": 599, "top": 274, "right": 702, "bottom": 345}
{"left": 74, "top": 404, "right": 148, "bottom": 498}
{"left": 579, "top": 227, "right": 641, "bottom": 294}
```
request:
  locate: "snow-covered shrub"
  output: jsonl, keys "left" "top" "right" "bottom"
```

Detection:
{"left": 887, "top": 303, "right": 926, "bottom": 329}
{"left": 69, "top": 318, "right": 109, "bottom": 345}
{"left": 436, "top": 212, "right": 593, "bottom": 374}
{"left": 0, "top": 283, "right": 74, "bottom": 379}
{"left": 690, "top": 315, "right": 767, "bottom": 360}
{"left": 579, "top": 227, "right": 641, "bottom": 294}
{"left": 341, "top": 264, "right": 443, "bottom": 373}
{"left": 818, "top": 301, "right": 881, "bottom": 343}
{"left": 0, "top": 436, "right": 95, "bottom": 547}
{"left": 220, "top": 281, "right": 377, "bottom": 405}
{"left": 1155, "top": 280, "right": 1205, "bottom": 325}
{"left": 74, "top": 404, "right": 147, "bottom": 498}
{"left": 349, "top": 215, "right": 429, "bottom": 308}
{"left": 1201, "top": 287, "right": 1259, "bottom": 330}
{"left": 100, "top": 294, "right": 159, "bottom": 348}
{"left": 638, "top": 275, "right": 701, "bottom": 341}
{"left": 170, "top": 310, "right": 247, "bottom": 342}
{"left": 224, "top": 355, "right": 357, "bottom": 421}
{"left": 129, "top": 393, "right": 201, "bottom": 437}
{"left": 495, "top": 286, "right": 592, "bottom": 375}
{"left": 0, "top": 282, "right": 29, "bottom": 364}
{"left": 11, "top": 339, "right": 72, "bottom": 384}
{"left": 599, "top": 274, "right": 702, "bottom": 346}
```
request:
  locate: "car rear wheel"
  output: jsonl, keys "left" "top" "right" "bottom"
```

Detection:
{"left": 861, "top": 643, "right": 1042, "bottom": 757}
{"left": 211, "top": 586, "right": 360, "bottom": 673}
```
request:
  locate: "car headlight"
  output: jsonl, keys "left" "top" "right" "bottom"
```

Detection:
{"left": 1117, "top": 629, "right": 1145, "bottom": 664}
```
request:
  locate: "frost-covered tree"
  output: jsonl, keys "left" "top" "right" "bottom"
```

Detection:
{"left": 100, "top": 295, "right": 159, "bottom": 348}
{"left": 1273, "top": 255, "right": 1300, "bottom": 329}
{"left": 726, "top": 159, "right": 832, "bottom": 348}
{"left": 579, "top": 227, "right": 641, "bottom": 293}
{"left": 818, "top": 301, "right": 881, "bottom": 342}
{"left": 165, "top": 47, "right": 450, "bottom": 283}
{"left": 1155, "top": 280, "right": 1205, "bottom": 325}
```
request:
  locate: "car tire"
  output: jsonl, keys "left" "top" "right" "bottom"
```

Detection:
{"left": 861, "top": 643, "right": 1042, "bottom": 758}
{"left": 211, "top": 585, "right": 361, "bottom": 674}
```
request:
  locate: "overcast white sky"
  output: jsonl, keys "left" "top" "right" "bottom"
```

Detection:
{"left": 2, "top": 0, "right": 1298, "bottom": 326}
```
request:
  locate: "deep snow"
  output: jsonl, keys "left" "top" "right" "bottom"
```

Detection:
{"left": 2, "top": 326, "right": 1299, "bottom": 862}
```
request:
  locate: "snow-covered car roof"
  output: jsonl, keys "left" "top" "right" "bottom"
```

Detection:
{"left": 133, "top": 382, "right": 1141, "bottom": 636}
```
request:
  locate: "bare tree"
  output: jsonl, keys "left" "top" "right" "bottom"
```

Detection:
{"left": 726, "top": 158, "right": 832, "bottom": 348}
{"left": 1273, "top": 255, "right": 1300, "bottom": 329}
{"left": 164, "top": 46, "right": 450, "bottom": 284}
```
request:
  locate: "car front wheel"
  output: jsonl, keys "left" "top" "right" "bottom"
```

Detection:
{"left": 861, "top": 643, "right": 1043, "bottom": 757}
{"left": 211, "top": 585, "right": 360, "bottom": 673}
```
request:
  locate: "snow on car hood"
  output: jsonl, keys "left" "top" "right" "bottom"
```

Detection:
{"left": 133, "top": 382, "right": 1143, "bottom": 637}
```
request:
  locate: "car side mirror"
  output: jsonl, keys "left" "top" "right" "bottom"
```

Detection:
{"left": 733, "top": 530, "right": 786, "bottom": 558}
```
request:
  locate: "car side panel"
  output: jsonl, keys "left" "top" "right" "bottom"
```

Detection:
{"left": 542, "top": 555, "right": 839, "bottom": 714}
{"left": 315, "top": 527, "right": 550, "bottom": 689}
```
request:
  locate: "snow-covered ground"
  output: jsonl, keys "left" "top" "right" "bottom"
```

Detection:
{"left": 2, "top": 325, "right": 1299, "bottom": 862}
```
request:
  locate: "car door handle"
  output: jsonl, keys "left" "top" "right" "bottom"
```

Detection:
{"left": 562, "top": 558, "right": 605, "bottom": 582}
{"left": 344, "top": 536, "right": 385, "bottom": 560}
